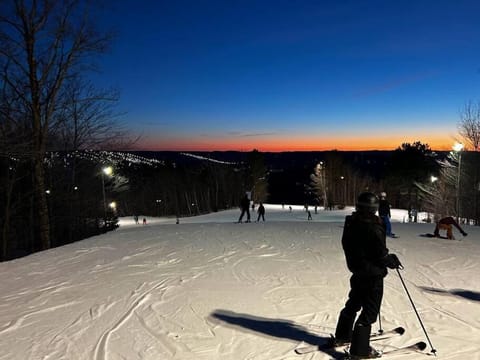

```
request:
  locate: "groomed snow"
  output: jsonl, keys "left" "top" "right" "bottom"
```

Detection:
{"left": 0, "top": 205, "right": 478, "bottom": 359}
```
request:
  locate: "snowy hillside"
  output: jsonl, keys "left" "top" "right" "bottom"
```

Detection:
{"left": 0, "top": 205, "right": 478, "bottom": 360}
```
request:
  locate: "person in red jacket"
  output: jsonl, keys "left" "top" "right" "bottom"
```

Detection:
{"left": 433, "top": 216, "right": 467, "bottom": 240}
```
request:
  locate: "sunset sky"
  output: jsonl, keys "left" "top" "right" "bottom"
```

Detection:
{"left": 96, "top": 0, "right": 480, "bottom": 152}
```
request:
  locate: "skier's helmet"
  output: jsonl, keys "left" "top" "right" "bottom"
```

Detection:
{"left": 356, "top": 192, "right": 379, "bottom": 214}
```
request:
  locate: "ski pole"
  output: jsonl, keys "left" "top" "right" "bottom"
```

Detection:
{"left": 378, "top": 309, "right": 383, "bottom": 334}
{"left": 396, "top": 268, "right": 437, "bottom": 356}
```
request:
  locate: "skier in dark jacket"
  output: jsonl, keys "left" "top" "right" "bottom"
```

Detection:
{"left": 256, "top": 202, "right": 265, "bottom": 222}
{"left": 238, "top": 194, "right": 251, "bottom": 223}
{"left": 378, "top": 192, "right": 394, "bottom": 237}
{"left": 333, "top": 192, "right": 402, "bottom": 359}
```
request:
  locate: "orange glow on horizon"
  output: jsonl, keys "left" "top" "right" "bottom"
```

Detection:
{"left": 138, "top": 135, "right": 454, "bottom": 152}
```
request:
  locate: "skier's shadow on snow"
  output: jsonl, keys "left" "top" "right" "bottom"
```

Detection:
{"left": 210, "top": 309, "right": 344, "bottom": 357}
{"left": 420, "top": 286, "right": 480, "bottom": 302}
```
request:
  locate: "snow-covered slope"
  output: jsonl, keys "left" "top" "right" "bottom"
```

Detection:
{"left": 0, "top": 205, "right": 478, "bottom": 359}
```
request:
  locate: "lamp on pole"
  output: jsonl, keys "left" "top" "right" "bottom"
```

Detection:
{"left": 427, "top": 175, "right": 438, "bottom": 223}
{"left": 340, "top": 176, "right": 346, "bottom": 206}
{"left": 453, "top": 142, "right": 464, "bottom": 221}
{"left": 102, "top": 166, "right": 113, "bottom": 227}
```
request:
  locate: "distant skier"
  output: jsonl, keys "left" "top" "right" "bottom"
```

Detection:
{"left": 142, "top": 217, "right": 147, "bottom": 225}
{"left": 134, "top": 215, "right": 139, "bottom": 224}
{"left": 433, "top": 216, "right": 467, "bottom": 240}
{"left": 238, "top": 194, "right": 251, "bottom": 223}
{"left": 331, "top": 192, "right": 402, "bottom": 359}
{"left": 408, "top": 207, "right": 418, "bottom": 222}
{"left": 257, "top": 202, "right": 265, "bottom": 222}
{"left": 307, "top": 210, "right": 312, "bottom": 220}
{"left": 378, "top": 192, "right": 395, "bottom": 237}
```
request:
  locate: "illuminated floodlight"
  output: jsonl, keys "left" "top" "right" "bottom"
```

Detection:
{"left": 430, "top": 176, "right": 438, "bottom": 183}
{"left": 452, "top": 142, "right": 464, "bottom": 152}
{"left": 103, "top": 166, "right": 113, "bottom": 176}
{"left": 109, "top": 201, "right": 117, "bottom": 209}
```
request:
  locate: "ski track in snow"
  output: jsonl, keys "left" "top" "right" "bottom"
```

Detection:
{"left": 93, "top": 279, "right": 171, "bottom": 360}
{"left": 0, "top": 207, "right": 479, "bottom": 359}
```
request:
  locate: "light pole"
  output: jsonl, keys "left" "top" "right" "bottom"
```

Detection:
{"left": 340, "top": 176, "right": 346, "bottom": 206}
{"left": 102, "top": 166, "right": 113, "bottom": 227}
{"left": 453, "top": 142, "right": 464, "bottom": 221}
{"left": 428, "top": 175, "right": 438, "bottom": 222}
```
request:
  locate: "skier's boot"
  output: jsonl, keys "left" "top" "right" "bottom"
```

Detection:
{"left": 349, "top": 324, "right": 381, "bottom": 359}
{"left": 333, "top": 312, "right": 355, "bottom": 347}
{"left": 322, "top": 334, "right": 349, "bottom": 349}
{"left": 347, "top": 347, "right": 382, "bottom": 359}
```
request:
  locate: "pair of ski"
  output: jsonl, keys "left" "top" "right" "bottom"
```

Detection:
{"left": 295, "top": 326, "right": 427, "bottom": 358}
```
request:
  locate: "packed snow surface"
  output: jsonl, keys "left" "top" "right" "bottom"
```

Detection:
{"left": 0, "top": 205, "right": 479, "bottom": 359}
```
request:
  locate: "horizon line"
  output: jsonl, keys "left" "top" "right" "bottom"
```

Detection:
{"left": 127, "top": 146, "right": 454, "bottom": 153}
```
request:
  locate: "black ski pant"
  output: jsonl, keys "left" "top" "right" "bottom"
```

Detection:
{"left": 335, "top": 274, "right": 384, "bottom": 341}
{"left": 238, "top": 208, "right": 250, "bottom": 222}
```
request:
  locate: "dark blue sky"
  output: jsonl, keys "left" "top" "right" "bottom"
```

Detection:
{"left": 95, "top": 0, "right": 480, "bottom": 151}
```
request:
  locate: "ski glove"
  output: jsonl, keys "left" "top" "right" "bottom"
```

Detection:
{"left": 384, "top": 253, "right": 403, "bottom": 269}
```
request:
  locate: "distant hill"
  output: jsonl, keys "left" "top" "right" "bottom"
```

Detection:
{"left": 128, "top": 150, "right": 448, "bottom": 205}
{"left": 130, "top": 149, "right": 448, "bottom": 174}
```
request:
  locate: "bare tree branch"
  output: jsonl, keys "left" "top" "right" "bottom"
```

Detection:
{"left": 0, "top": 0, "right": 117, "bottom": 250}
{"left": 458, "top": 100, "right": 480, "bottom": 151}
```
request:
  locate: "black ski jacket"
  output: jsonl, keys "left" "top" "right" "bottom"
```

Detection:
{"left": 341, "top": 211, "right": 389, "bottom": 278}
{"left": 378, "top": 199, "right": 391, "bottom": 217}
{"left": 240, "top": 196, "right": 250, "bottom": 210}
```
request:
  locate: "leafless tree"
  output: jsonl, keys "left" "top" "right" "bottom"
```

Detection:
{"left": 51, "top": 77, "right": 137, "bottom": 151}
{"left": 416, "top": 151, "right": 461, "bottom": 223}
{"left": 310, "top": 162, "right": 327, "bottom": 208}
{"left": 247, "top": 150, "right": 269, "bottom": 203}
{"left": 458, "top": 101, "right": 480, "bottom": 151}
{"left": 0, "top": 0, "right": 112, "bottom": 250}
